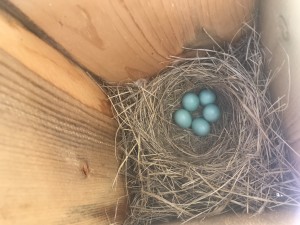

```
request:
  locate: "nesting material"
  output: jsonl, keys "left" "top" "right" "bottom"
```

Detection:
{"left": 103, "top": 27, "right": 300, "bottom": 225}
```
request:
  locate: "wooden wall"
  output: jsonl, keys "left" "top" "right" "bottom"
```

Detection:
{"left": 0, "top": 9, "right": 126, "bottom": 225}
{"left": 4, "top": 0, "right": 255, "bottom": 82}
{"left": 260, "top": 0, "right": 300, "bottom": 171}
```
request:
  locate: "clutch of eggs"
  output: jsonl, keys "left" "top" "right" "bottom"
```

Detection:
{"left": 174, "top": 89, "right": 221, "bottom": 136}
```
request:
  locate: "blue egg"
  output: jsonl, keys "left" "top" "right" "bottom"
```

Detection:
{"left": 203, "top": 104, "right": 221, "bottom": 122}
{"left": 182, "top": 92, "right": 200, "bottom": 112}
{"left": 173, "top": 109, "right": 192, "bottom": 128}
{"left": 199, "top": 89, "right": 216, "bottom": 106}
{"left": 192, "top": 118, "right": 211, "bottom": 136}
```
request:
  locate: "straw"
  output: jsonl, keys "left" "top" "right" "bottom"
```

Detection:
{"left": 103, "top": 25, "right": 300, "bottom": 225}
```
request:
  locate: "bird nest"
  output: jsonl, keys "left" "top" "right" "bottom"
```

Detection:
{"left": 103, "top": 26, "right": 300, "bottom": 225}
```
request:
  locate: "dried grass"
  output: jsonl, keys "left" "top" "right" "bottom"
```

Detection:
{"left": 102, "top": 25, "right": 300, "bottom": 225}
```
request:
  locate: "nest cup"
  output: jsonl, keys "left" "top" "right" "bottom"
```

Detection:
{"left": 103, "top": 27, "right": 300, "bottom": 225}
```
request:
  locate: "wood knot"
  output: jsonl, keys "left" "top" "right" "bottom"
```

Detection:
{"left": 81, "top": 160, "right": 90, "bottom": 178}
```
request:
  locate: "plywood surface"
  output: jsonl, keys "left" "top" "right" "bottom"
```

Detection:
{"left": 260, "top": 0, "right": 300, "bottom": 170}
{"left": 6, "top": 0, "right": 255, "bottom": 82}
{"left": 0, "top": 10, "right": 126, "bottom": 225}
{"left": 0, "top": 6, "right": 111, "bottom": 117}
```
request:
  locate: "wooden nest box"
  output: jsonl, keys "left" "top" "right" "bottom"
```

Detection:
{"left": 0, "top": 0, "right": 300, "bottom": 224}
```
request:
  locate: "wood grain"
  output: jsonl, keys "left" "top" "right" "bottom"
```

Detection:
{"left": 0, "top": 7, "right": 112, "bottom": 117}
{"left": 6, "top": 0, "right": 255, "bottom": 82}
{"left": 0, "top": 10, "right": 126, "bottom": 225}
{"left": 260, "top": 0, "right": 300, "bottom": 170}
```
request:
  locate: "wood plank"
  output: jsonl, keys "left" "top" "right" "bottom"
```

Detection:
{"left": 260, "top": 0, "right": 300, "bottom": 170}
{"left": 0, "top": 7, "right": 112, "bottom": 117}
{"left": 5, "top": 0, "right": 255, "bottom": 82}
{"left": 0, "top": 10, "right": 126, "bottom": 225}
